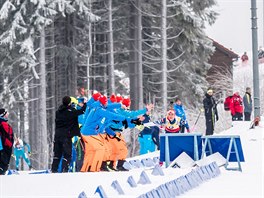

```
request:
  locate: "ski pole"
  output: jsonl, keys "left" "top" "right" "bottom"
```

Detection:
{"left": 191, "top": 108, "right": 204, "bottom": 132}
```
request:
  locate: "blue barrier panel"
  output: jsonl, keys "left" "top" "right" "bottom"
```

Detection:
{"left": 151, "top": 165, "right": 165, "bottom": 176}
{"left": 127, "top": 176, "right": 137, "bottom": 188}
{"left": 94, "top": 185, "right": 107, "bottom": 198}
{"left": 202, "top": 135, "right": 244, "bottom": 172}
{"left": 141, "top": 158, "right": 155, "bottom": 167}
{"left": 160, "top": 133, "right": 203, "bottom": 167}
{"left": 111, "top": 180, "right": 125, "bottom": 195}
{"left": 78, "top": 191, "right": 87, "bottom": 198}
{"left": 202, "top": 136, "right": 245, "bottom": 162}
{"left": 138, "top": 171, "right": 151, "bottom": 185}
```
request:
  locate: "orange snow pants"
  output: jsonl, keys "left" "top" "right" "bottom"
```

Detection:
{"left": 108, "top": 132, "right": 128, "bottom": 166}
{"left": 80, "top": 135, "right": 105, "bottom": 172}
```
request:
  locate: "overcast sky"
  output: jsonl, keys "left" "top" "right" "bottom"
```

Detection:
{"left": 206, "top": 0, "right": 264, "bottom": 56}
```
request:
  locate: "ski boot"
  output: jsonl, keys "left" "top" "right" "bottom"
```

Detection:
{"left": 116, "top": 160, "right": 129, "bottom": 171}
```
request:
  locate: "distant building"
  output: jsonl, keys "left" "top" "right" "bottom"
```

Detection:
{"left": 207, "top": 39, "right": 239, "bottom": 98}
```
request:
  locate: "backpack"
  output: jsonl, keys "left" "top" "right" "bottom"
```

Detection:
{"left": 224, "top": 96, "right": 232, "bottom": 111}
{"left": 0, "top": 121, "right": 14, "bottom": 148}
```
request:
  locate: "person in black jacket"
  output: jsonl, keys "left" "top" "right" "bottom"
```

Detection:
{"left": 203, "top": 88, "right": 218, "bottom": 135}
{"left": 0, "top": 108, "right": 14, "bottom": 175}
{"left": 51, "top": 96, "right": 86, "bottom": 173}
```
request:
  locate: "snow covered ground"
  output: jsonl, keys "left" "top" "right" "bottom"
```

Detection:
{"left": 0, "top": 120, "right": 263, "bottom": 198}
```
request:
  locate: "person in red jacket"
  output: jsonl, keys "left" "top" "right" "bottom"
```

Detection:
{"left": 0, "top": 108, "right": 14, "bottom": 175}
{"left": 230, "top": 92, "right": 244, "bottom": 121}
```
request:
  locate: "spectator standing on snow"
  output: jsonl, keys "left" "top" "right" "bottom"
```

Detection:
{"left": 51, "top": 96, "right": 86, "bottom": 173}
{"left": 243, "top": 87, "right": 252, "bottom": 121}
{"left": 230, "top": 91, "right": 244, "bottom": 121}
{"left": 203, "top": 88, "right": 218, "bottom": 135}
{"left": 241, "top": 52, "right": 249, "bottom": 62}
{"left": 0, "top": 109, "right": 14, "bottom": 175}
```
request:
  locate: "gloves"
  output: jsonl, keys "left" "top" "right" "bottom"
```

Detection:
{"left": 131, "top": 118, "right": 142, "bottom": 126}
{"left": 92, "top": 91, "right": 101, "bottom": 101}
{"left": 180, "top": 120, "right": 185, "bottom": 125}
{"left": 122, "top": 120, "right": 128, "bottom": 129}
{"left": 114, "top": 135, "right": 121, "bottom": 142}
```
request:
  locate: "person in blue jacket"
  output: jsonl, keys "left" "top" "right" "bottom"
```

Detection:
{"left": 173, "top": 98, "right": 190, "bottom": 133}
{"left": 80, "top": 95, "right": 133, "bottom": 172}
{"left": 13, "top": 137, "right": 32, "bottom": 171}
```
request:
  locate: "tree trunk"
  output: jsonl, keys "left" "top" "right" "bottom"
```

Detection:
{"left": 108, "top": 0, "right": 115, "bottom": 94}
{"left": 135, "top": 0, "right": 143, "bottom": 108}
{"left": 161, "top": 0, "right": 168, "bottom": 116}
{"left": 39, "top": 28, "right": 48, "bottom": 169}
{"left": 129, "top": 1, "right": 138, "bottom": 110}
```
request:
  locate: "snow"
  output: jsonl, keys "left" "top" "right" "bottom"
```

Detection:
{"left": 0, "top": 120, "right": 263, "bottom": 198}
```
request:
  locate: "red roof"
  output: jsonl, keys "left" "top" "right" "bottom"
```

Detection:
{"left": 210, "top": 38, "right": 239, "bottom": 59}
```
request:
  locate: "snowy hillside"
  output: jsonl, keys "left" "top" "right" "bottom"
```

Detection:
{"left": 1, "top": 120, "right": 263, "bottom": 198}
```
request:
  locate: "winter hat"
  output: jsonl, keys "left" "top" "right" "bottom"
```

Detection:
{"left": 116, "top": 94, "right": 123, "bottom": 103}
{"left": 175, "top": 97, "right": 181, "bottom": 102}
{"left": 92, "top": 90, "right": 101, "bottom": 101}
{"left": 62, "top": 96, "right": 71, "bottom": 106}
{"left": 167, "top": 109, "right": 175, "bottom": 116}
{"left": 110, "top": 94, "right": 117, "bottom": 103}
{"left": 0, "top": 108, "right": 7, "bottom": 117}
{"left": 122, "top": 96, "right": 131, "bottom": 107}
{"left": 207, "top": 88, "right": 213, "bottom": 94}
{"left": 99, "top": 95, "right": 108, "bottom": 106}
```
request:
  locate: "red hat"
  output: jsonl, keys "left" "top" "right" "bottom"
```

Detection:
{"left": 110, "top": 94, "right": 116, "bottom": 103}
{"left": 122, "top": 96, "right": 130, "bottom": 107}
{"left": 116, "top": 94, "right": 123, "bottom": 103}
{"left": 92, "top": 90, "right": 101, "bottom": 101}
{"left": 99, "top": 95, "right": 108, "bottom": 106}
{"left": 167, "top": 110, "right": 175, "bottom": 116}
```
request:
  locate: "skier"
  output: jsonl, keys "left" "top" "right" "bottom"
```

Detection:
{"left": 203, "top": 88, "right": 218, "bottom": 135}
{"left": 156, "top": 110, "right": 182, "bottom": 133}
{"left": 138, "top": 114, "right": 159, "bottom": 155}
{"left": 51, "top": 96, "right": 86, "bottom": 173}
{"left": 0, "top": 109, "right": 14, "bottom": 175}
{"left": 13, "top": 137, "right": 32, "bottom": 171}
{"left": 243, "top": 87, "right": 252, "bottom": 121}
{"left": 173, "top": 98, "right": 190, "bottom": 133}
